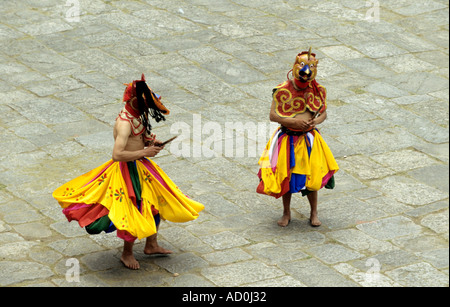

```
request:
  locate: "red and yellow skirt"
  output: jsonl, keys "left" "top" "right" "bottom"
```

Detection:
{"left": 53, "top": 158, "right": 204, "bottom": 242}
{"left": 257, "top": 127, "right": 339, "bottom": 198}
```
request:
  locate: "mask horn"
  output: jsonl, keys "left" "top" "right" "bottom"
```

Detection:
{"left": 308, "top": 47, "right": 312, "bottom": 61}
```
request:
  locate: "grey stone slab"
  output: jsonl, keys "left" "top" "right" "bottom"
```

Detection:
{"left": 418, "top": 248, "right": 449, "bottom": 269}
{"left": 320, "top": 45, "right": 365, "bottom": 60}
{"left": 307, "top": 243, "right": 364, "bottom": 265}
{"left": 154, "top": 252, "right": 209, "bottom": 274}
{"left": 9, "top": 123, "right": 63, "bottom": 147}
{"left": 200, "top": 231, "right": 250, "bottom": 250}
{"left": 213, "top": 23, "right": 262, "bottom": 39}
{"left": 2, "top": 209, "right": 43, "bottom": 224}
{"left": 370, "top": 176, "right": 448, "bottom": 206}
{"left": 0, "top": 221, "right": 11, "bottom": 233}
{"left": 201, "top": 260, "right": 285, "bottom": 287}
{"left": 9, "top": 98, "right": 88, "bottom": 125}
{"left": 158, "top": 226, "right": 213, "bottom": 254}
{"left": 420, "top": 209, "right": 449, "bottom": 234}
{"left": 347, "top": 188, "right": 383, "bottom": 201}
{"left": 75, "top": 130, "right": 115, "bottom": 153}
{"left": 326, "top": 170, "right": 367, "bottom": 195}
{"left": 414, "top": 142, "right": 449, "bottom": 164}
{"left": 51, "top": 220, "right": 88, "bottom": 238}
{"left": 279, "top": 258, "right": 358, "bottom": 287}
{"left": 351, "top": 40, "right": 408, "bottom": 59}
{"left": 337, "top": 155, "right": 396, "bottom": 180}
{"left": 13, "top": 222, "right": 53, "bottom": 239}
{"left": 373, "top": 106, "right": 449, "bottom": 144}
{"left": 193, "top": 193, "right": 244, "bottom": 218}
{"left": 402, "top": 98, "right": 449, "bottom": 128}
{"left": 234, "top": 50, "right": 285, "bottom": 75}
{"left": 17, "top": 49, "right": 79, "bottom": 75}
{"left": 377, "top": 54, "right": 438, "bottom": 74}
{"left": 133, "top": 8, "right": 202, "bottom": 34}
{"left": 339, "top": 92, "right": 396, "bottom": 113}
{"left": 334, "top": 263, "right": 401, "bottom": 287}
{"left": 203, "top": 248, "right": 253, "bottom": 265}
{"left": 356, "top": 249, "right": 420, "bottom": 273}
{"left": 0, "top": 232, "right": 24, "bottom": 244}
{"left": 390, "top": 1, "right": 447, "bottom": 16}
{"left": 384, "top": 31, "right": 438, "bottom": 53}
{"left": 273, "top": 229, "right": 327, "bottom": 248}
{"left": 246, "top": 242, "right": 308, "bottom": 265}
{"left": 336, "top": 127, "right": 425, "bottom": 155}
{"left": 64, "top": 48, "right": 139, "bottom": 78}
{"left": 357, "top": 216, "right": 422, "bottom": 240}
{"left": 391, "top": 72, "right": 449, "bottom": 95}
{"left": 0, "top": 241, "right": 38, "bottom": 260}
{"left": 80, "top": 250, "right": 125, "bottom": 272}
{"left": 328, "top": 229, "right": 395, "bottom": 255}
{"left": 0, "top": 24, "right": 25, "bottom": 40}
{"left": 406, "top": 201, "right": 449, "bottom": 218}
{"left": 0, "top": 131, "right": 38, "bottom": 156}
{"left": 22, "top": 77, "right": 86, "bottom": 97}
{"left": 371, "top": 149, "right": 441, "bottom": 173}
{"left": 202, "top": 58, "right": 268, "bottom": 85}
{"left": 363, "top": 196, "right": 413, "bottom": 216}
{"left": 179, "top": 46, "right": 233, "bottom": 64}
{"left": 386, "top": 262, "right": 448, "bottom": 287}
{"left": 341, "top": 58, "right": 394, "bottom": 79}
{"left": 0, "top": 261, "right": 54, "bottom": 286}
{"left": 298, "top": 195, "right": 386, "bottom": 230}
{"left": 365, "top": 82, "right": 410, "bottom": 98}
{"left": 17, "top": 18, "right": 73, "bottom": 36}
{"left": 29, "top": 245, "right": 63, "bottom": 266}
{"left": 49, "top": 237, "right": 104, "bottom": 257}
{"left": 407, "top": 165, "right": 449, "bottom": 194}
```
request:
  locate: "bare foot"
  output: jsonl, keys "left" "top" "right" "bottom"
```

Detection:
{"left": 277, "top": 214, "right": 291, "bottom": 227}
{"left": 121, "top": 252, "right": 140, "bottom": 270}
{"left": 310, "top": 213, "right": 322, "bottom": 227}
{"left": 144, "top": 245, "right": 173, "bottom": 255}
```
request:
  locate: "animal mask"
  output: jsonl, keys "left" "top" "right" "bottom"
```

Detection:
{"left": 292, "top": 47, "right": 319, "bottom": 87}
{"left": 123, "top": 74, "right": 170, "bottom": 120}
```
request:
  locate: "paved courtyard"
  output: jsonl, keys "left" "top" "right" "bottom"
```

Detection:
{"left": 0, "top": 0, "right": 448, "bottom": 287}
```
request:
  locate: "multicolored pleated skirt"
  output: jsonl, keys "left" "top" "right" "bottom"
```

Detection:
{"left": 53, "top": 158, "right": 204, "bottom": 242}
{"left": 257, "top": 127, "right": 339, "bottom": 198}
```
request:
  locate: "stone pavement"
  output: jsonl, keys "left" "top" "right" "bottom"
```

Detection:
{"left": 0, "top": 0, "right": 448, "bottom": 287}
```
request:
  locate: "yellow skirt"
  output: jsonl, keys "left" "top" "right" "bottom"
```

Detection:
{"left": 257, "top": 128, "right": 339, "bottom": 198}
{"left": 53, "top": 158, "right": 204, "bottom": 241}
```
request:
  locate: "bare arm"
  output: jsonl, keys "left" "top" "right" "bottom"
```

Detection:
{"left": 112, "top": 120, "right": 162, "bottom": 162}
{"left": 307, "top": 110, "right": 327, "bottom": 129}
{"left": 269, "top": 100, "right": 312, "bottom": 131}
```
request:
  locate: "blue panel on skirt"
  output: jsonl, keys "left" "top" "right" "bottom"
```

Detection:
{"left": 290, "top": 173, "right": 307, "bottom": 193}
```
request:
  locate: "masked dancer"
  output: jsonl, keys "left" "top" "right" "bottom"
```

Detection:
{"left": 53, "top": 74, "right": 204, "bottom": 269}
{"left": 257, "top": 49, "right": 339, "bottom": 227}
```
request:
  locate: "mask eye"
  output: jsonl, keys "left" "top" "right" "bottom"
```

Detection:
{"left": 300, "top": 61, "right": 305, "bottom": 66}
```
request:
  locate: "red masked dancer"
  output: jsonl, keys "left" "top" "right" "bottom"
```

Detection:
{"left": 257, "top": 48, "right": 339, "bottom": 227}
{"left": 53, "top": 74, "right": 204, "bottom": 269}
